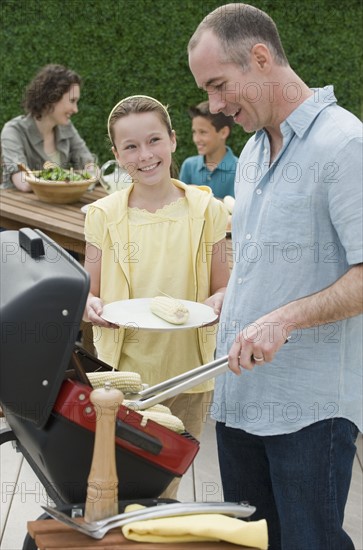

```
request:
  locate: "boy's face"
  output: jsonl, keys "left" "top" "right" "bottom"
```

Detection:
{"left": 191, "top": 116, "right": 227, "bottom": 158}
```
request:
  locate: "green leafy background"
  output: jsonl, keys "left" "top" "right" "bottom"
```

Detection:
{"left": 1, "top": 0, "right": 362, "bottom": 170}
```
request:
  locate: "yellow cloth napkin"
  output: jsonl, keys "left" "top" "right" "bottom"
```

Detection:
{"left": 121, "top": 506, "right": 268, "bottom": 548}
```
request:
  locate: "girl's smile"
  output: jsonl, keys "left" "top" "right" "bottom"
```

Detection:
{"left": 139, "top": 162, "right": 160, "bottom": 172}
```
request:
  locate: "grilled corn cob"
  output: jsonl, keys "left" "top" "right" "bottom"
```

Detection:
{"left": 139, "top": 410, "right": 185, "bottom": 433}
{"left": 150, "top": 296, "right": 189, "bottom": 325}
{"left": 87, "top": 371, "right": 143, "bottom": 393}
{"left": 124, "top": 401, "right": 172, "bottom": 415}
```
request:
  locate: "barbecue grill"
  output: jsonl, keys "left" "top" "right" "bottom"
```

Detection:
{"left": 1, "top": 228, "right": 250, "bottom": 550}
{"left": 0, "top": 228, "right": 201, "bottom": 507}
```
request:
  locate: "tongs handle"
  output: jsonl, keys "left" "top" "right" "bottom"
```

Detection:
{"left": 139, "top": 354, "right": 229, "bottom": 397}
{"left": 134, "top": 337, "right": 291, "bottom": 409}
{"left": 130, "top": 355, "right": 229, "bottom": 410}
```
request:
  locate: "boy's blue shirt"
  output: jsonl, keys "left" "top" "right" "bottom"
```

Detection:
{"left": 179, "top": 145, "right": 237, "bottom": 198}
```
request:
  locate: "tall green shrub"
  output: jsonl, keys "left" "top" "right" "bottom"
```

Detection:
{"left": 1, "top": 0, "right": 362, "bottom": 167}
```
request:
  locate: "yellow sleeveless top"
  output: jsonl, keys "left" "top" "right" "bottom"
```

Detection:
{"left": 121, "top": 198, "right": 203, "bottom": 388}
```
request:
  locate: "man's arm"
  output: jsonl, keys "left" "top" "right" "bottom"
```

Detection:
{"left": 229, "top": 264, "right": 363, "bottom": 373}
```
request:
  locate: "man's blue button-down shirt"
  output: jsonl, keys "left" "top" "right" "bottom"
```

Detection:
{"left": 214, "top": 86, "right": 363, "bottom": 435}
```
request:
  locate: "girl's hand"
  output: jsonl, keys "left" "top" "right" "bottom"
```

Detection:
{"left": 204, "top": 291, "right": 225, "bottom": 317}
{"left": 84, "top": 296, "right": 119, "bottom": 328}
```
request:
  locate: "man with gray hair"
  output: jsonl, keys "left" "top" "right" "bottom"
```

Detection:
{"left": 189, "top": 4, "right": 362, "bottom": 550}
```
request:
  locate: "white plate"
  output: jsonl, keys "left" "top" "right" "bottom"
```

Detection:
{"left": 101, "top": 298, "right": 218, "bottom": 331}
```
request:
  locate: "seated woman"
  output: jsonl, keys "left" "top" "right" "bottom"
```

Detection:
{"left": 1, "top": 64, "right": 95, "bottom": 191}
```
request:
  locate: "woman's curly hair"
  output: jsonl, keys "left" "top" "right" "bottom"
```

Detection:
{"left": 22, "top": 64, "right": 81, "bottom": 119}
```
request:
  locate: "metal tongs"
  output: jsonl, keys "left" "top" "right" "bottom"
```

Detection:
{"left": 128, "top": 337, "right": 290, "bottom": 411}
{"left": 42, "top": 501, "right": 256, "bottom": 539}
{"left": 126, "top": 354, "right": 230, "bottom": 410}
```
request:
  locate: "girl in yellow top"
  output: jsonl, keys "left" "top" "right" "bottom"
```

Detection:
{"left": 83, "top": 95, "right": 229, "bottom": 448}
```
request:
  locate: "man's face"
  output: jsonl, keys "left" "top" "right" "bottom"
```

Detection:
{"left": 189, "top": 30, "right": 267, "bottom": 134}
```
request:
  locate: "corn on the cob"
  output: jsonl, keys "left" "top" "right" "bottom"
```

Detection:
{"left": 139, "top": 410, "right": 185, "bottom": 433}
{"left": 150, "top": 296, "right": 189, "bottom": 325}
{"left": 124, "top": 400, "right": 172, "bottom": 415}
{"left": 87, "top": 371, "right": 142, "bottom": 393}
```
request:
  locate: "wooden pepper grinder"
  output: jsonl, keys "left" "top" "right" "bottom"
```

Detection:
{"left": 84, "top": 382, "right": 124, "bottom": 522}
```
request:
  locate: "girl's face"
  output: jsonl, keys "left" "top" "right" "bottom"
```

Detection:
{"left": 112, "top": 112, "right": 176, "bottom": 186}
{"left": 48, "top": 84, "right": 80, "bottom": 125}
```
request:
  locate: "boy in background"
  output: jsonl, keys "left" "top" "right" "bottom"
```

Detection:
{"left": 179, "top": 100, "right": 238, "bottom": 198}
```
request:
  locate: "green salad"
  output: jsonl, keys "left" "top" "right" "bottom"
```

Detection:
{"left": 38, "top": 167, "right": 92, "bottom": 182}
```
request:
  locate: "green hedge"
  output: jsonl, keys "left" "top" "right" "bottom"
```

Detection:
{"left": 1, "top": 0, "right": 362, "bottom": 169}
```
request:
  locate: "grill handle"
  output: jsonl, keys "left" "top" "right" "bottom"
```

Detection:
{"left": 115, "top": 418, "right": 162, "bottom": 455}
{"left": 19, "top": 228, "right": 45, "bottom": 258}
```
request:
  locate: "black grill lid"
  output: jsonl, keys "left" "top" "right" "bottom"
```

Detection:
{"left": 0, "top": 229, "right": 89, "bottom": 428}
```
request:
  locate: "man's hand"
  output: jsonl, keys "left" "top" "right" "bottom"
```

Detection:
{"left": 228, "top": 312, "right": 290, "bottom": 374}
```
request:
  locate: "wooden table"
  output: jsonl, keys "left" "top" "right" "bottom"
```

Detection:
{"left": 0, "top": 186, "right": 234, "bottom": 269}
{"left": 28, "top": 518, "right": 256, "bottom": 550}
{"left": 0, "top": 186, "right": 107, "bottom": 259}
